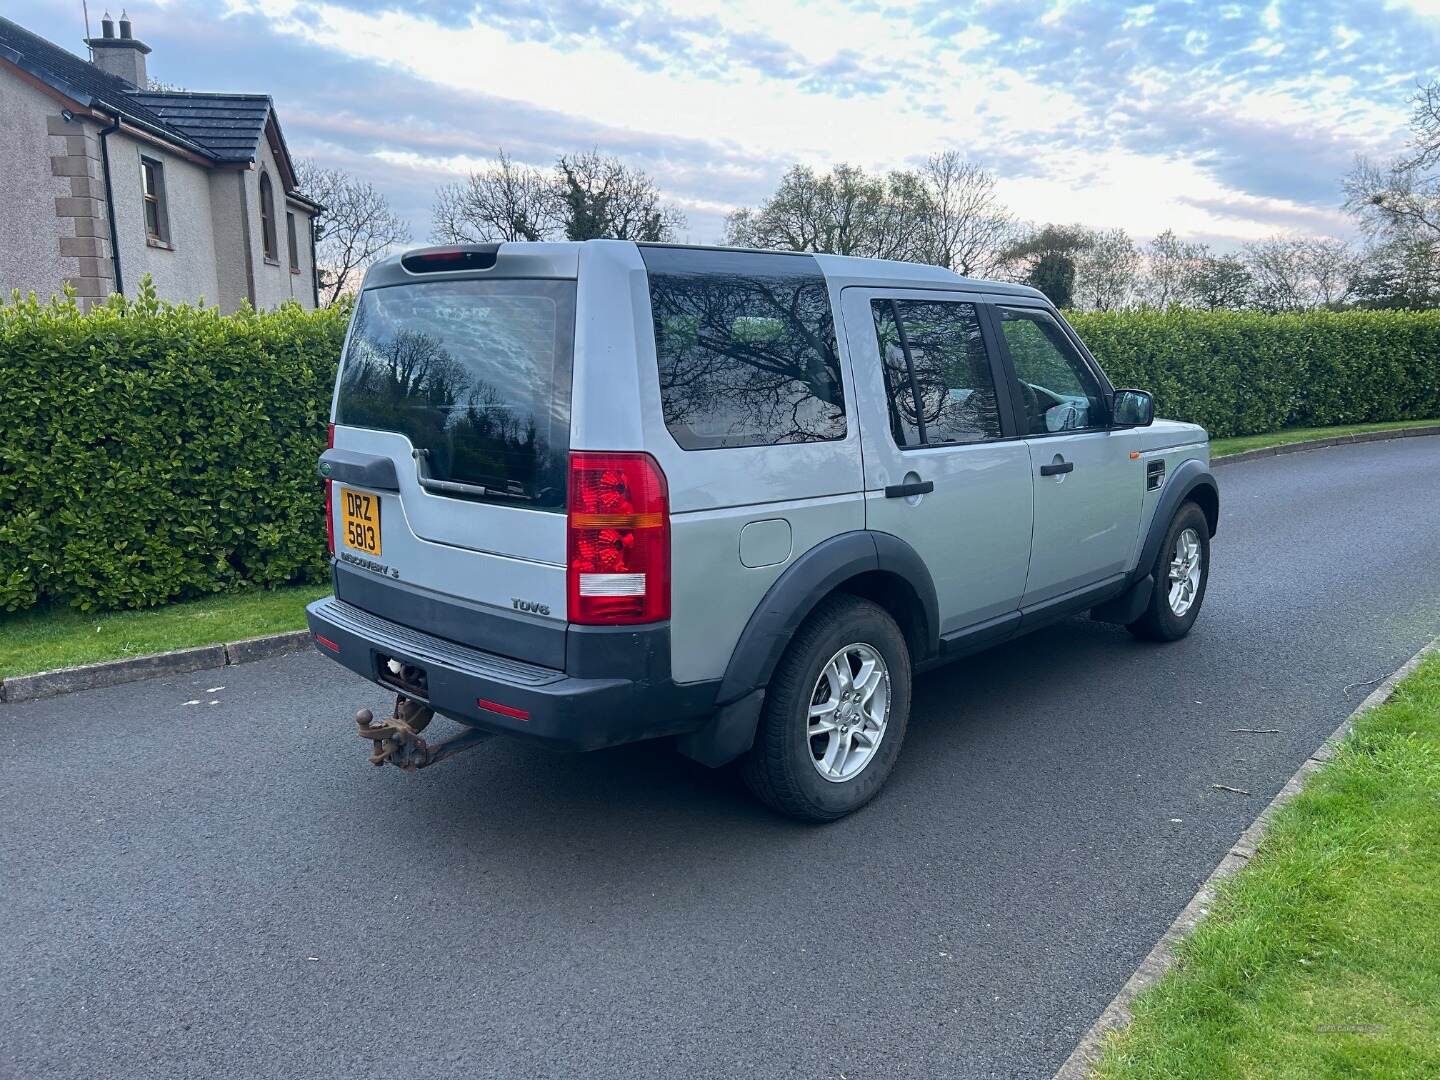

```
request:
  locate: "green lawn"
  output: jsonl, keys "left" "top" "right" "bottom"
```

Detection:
{"left": 0, "top": 584, "right": 329, "bottom": 678}
{"left": 1094, "top": 653, "right": 1440, "bottom": 1079}
{"left": 1211, "top": 419, "right": 1440, "bottom": 458}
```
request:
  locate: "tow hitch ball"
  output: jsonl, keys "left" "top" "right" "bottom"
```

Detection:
{"left": 355, "top": 694, "right": 492, "bottom": 772}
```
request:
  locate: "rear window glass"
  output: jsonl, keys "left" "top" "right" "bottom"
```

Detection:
{"left": 336, "top": 279, "right": 575, "bottom": 510}
{"left": 641, "top": 247, "right": 845, "bottom": 450}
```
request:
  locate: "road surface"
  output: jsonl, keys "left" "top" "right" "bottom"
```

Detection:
{"left": 4, "top": 437, "right": 1440, "bottom": 1079}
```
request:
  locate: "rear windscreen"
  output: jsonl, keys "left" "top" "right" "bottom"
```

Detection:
{"left": 336, "top": 279, "right": 575, "bottom": 510}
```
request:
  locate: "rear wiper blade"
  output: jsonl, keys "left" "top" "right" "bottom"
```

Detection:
{"left": 411, "top": 449, "right": 541, "bottom": 502}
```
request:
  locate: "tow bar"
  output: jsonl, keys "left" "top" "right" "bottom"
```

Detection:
{"left": 355, "top": 694, "right": 494, "bottom": 771}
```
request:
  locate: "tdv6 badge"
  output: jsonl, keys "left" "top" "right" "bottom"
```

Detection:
{"left": 511, "top": 598, "right": 551, "bottom": 616}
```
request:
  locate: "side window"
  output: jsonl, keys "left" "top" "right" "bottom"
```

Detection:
{"left": 870, "top": 299, "right": 1002, "bottom": 447}
{"left": 999, "top": 307, "right": 1106, "bottom": 434}
{"left": 259, "top": 172, "right": 278, "bottom": 262}
{"left": 643, "top": 248, "right": 845, "bottom": 450}
{"left": 286, "top": 212, "right": 300, "bottom": 271}
{"left": 140, "top": 157, "right": 169, "bottom": 244}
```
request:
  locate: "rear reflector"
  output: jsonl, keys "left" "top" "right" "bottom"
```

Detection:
{"left": 478, "top": 698, "right": 530, "bottom": 721}
{"left": 314, "top": 634, "right": 340, "bottom": 653}
{"left": 567, "top": 452, "right": 670, "bottom": 625}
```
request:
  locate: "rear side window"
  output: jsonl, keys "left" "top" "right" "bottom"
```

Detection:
{"left": 870, "top": 299, "right": 1003, "bottom": 446}
{"left": 641, "top": 247, "right": 845, "bottom": 450}
{"left": 336, "top": 279, "right": 575, "bottom": 510}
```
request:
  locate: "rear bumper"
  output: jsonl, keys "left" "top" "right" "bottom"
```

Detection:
{"left": 306, "top": 597, "right": 714, "bottom": 751}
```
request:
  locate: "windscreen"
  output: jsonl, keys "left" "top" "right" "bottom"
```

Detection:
{"left": 336, "top": 278, "right": 576, "bottom": 510}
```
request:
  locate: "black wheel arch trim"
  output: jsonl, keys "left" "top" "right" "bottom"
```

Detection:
{"left": 1134, "top": 459, "right": 1219, "bottom": 582}
{"left": 714, "top": 530, "right": 939, "bottom": 706}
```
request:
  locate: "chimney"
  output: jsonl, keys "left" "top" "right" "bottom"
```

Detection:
{"left": 86, "top": 10, "right": 151, "bottom": 88}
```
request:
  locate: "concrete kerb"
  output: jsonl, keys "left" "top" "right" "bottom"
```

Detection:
{"left": 1212, "top": 424, "right": 1440, "bottom": 467}
{"left": 1052, "top": 635, "right": 1440, "bottom": 1079}
{"left": 0, "top": 630, "right": 312, "bottom": 704}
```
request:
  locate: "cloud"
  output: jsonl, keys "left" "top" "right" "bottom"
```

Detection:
{"left": 6, "top": 0, "right": 1432, "bottom": 247}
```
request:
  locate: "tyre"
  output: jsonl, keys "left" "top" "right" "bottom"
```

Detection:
{"left": 1128, "top": 501, "right": 1210, "bottom": 642}
{"left": 741, "top": 593, "right": 911, "bottom": 822}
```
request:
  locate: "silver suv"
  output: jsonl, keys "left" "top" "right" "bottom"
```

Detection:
{"left": 308, "top": 241, "right": 1217, "bottom": 821}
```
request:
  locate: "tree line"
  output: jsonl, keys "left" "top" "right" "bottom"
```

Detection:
{"left": 302, "top": 79, "right": 1439, "bottom": 312}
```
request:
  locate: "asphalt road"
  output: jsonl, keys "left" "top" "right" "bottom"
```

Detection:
{"left": 4, "top": 437, "right": 1440, "bottom": 1080}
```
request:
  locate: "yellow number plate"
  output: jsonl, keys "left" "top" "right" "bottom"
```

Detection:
{"left": 340, "top": 487, "right": 382, "bottom": 556}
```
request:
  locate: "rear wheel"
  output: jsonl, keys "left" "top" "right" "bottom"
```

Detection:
{"left": 742, "top": 594, "right": 911, "bottom": 822}
{"left": 1128, "top": 501, "right": 1210, "bottom": 642}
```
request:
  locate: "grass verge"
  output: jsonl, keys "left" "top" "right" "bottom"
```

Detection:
{"left": 0, "top": 584, "right": 329, "bottom": 678}
{"left": 1094, "top": 652, "right": 1440, "bottom": 1079}
{"left": 1211, "top": 419, "right": 1440, "bottom": 458}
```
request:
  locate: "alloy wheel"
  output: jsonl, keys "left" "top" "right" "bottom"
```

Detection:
{"left": 806, "top": 642, "right": 890, "bottom": 783}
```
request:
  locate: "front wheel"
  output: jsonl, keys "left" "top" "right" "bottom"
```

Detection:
{"left": 742, "top": 594, "right": 911, "bottom": 822}
{"left": 1128, "top": 501, "right": 1211, "bottom": 642}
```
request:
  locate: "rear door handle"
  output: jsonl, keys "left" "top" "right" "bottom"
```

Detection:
{"left": 1039, "top": 461, "right": 1074, "bottom": 476}
{"left": 884, "top": 480, "right": 934, "bottom": 498}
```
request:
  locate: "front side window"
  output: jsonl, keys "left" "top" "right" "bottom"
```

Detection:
{"left": 141, "top": 157, "right": 168, "bottom": 243}
{"left": 870, "top": 299, "right": 1003, "bottom": 447}
{"left": 259, "top": 172, "right": 278, "bottom": 262}
{"left": 336, "top": 279, "right": 576, "bottom": 510}
{"left": 999, "top": 307, "right": 1106, "bottom": 434}
{"left": 642, "top": 247, "right": 845, "bottom": 450}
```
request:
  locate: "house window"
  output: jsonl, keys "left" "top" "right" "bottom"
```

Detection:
{"left": 286, "top": 212, "right": 300, "bottom": 273}
{"left": 141, "top": 157, "right": 169, "bottom": 244}
{"left": 259, "top": 172, "right": 278, "bottom": 262}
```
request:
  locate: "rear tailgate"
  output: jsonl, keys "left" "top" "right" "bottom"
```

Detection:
{"left": 328, "top": 274, "right": 576, "bottom": 654}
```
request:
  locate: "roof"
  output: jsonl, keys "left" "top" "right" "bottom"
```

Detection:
{"left": 0, "top": 15, "right": 308, "bottom": 191}
{"left": 362, "top": 240, "right": 1046, "bottom": 299}
{"left": 128, "top": 91, "right": 272, "bottom": 164}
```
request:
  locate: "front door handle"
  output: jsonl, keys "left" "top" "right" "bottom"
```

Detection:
{"left": 1039, "top": 460, "right": 1074, "bottom": 476}
{"left": 884, "top": 480, "right": 934, "bottom": 498}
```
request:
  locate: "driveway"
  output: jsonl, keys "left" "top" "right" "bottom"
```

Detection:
{"left": 4, "top": 437, "right": 1439, "bottom": 1080}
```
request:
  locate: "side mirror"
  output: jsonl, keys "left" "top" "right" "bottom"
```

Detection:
{"left": 1112, "top": 389, "right": 1155, "bottom": 428}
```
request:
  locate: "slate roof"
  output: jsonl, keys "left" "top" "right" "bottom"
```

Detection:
{"left": 0, "top": 15, "right": 292, "bottom": 174}
{"left": 128, "top": 92, "right": 273, "bottom": 163}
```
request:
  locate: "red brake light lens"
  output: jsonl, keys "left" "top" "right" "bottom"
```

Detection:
{"left": 324, "top": 422, "right": 335, "bottom": 556}
{"left": 567, "top": 452, "right": 670, "bottom": 625}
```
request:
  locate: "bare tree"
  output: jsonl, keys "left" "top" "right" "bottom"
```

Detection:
{"left": 296, "top": 160, "right": 410, "bottom": 306}
{"left": 1073, "top": 227, "right": 1139, "bottom": 310}
{"left": 1302, "top": 237, "right": 1359, "bottom": 307}
{"left": 431, "top": 151, "right": 560, "bottom": 243}
{"left": 725, "top": 162, "right": 932, "bottom": 261}
{"left": 1345, "top": 81, "right": 1440, "bottom": 243}
{"left": 555, "top": 150, "right": 686, "bottom": 241}
{"left": 1142, "top": 229, "right": 1205, "bottom": 307}
{"left": 1241, "top": 235, "right": 1356, "bottom": 312}
{"left": 916, "top": 152, "right": 1015, "bottom": 277}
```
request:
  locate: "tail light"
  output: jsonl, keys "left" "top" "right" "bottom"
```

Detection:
{"left": 567, "top": 451, "right": 669, "bottom": 625}
{"left": 324, "top": 422, "right": 335, "bottom": 556}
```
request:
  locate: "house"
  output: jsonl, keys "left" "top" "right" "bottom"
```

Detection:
{"left": 0, "top": 12, "right": 319, "bottom": 312}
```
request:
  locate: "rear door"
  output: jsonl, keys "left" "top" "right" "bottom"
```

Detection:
{"left": 841, "top": 288, "right": 1033, "bottom": 636}
{"left": 329, "top": 271, "right": 576, "bottom": 632}
{"left": 988, "top": 302, "right": 1141, "bottom": 605}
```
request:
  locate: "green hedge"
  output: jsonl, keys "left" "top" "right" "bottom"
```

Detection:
{"left": 0, "top": 283, "right": 347, "bottom": 612}
{"left": 1066, "top": 308, "right": 1440, "bottom": 439}
{"left": 1, "top": 290, "right": 1437, "bottom": 615}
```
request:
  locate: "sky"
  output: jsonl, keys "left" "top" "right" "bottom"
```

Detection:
{"left": 11, "top": 0, "right": 1438, "bottom": 250}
